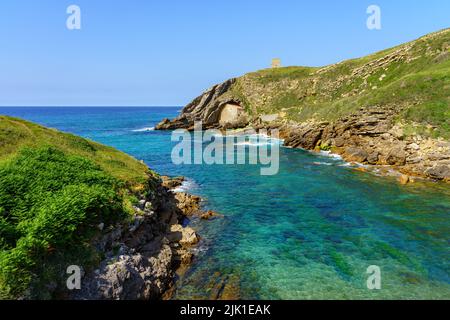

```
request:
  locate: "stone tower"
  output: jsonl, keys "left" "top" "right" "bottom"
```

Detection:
{"left": 271, "top": 58, "right": 281, "bottom": 68}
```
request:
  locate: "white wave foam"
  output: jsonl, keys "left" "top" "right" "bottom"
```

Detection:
{"left": 233, "top": 134, "right": 284, "bottom": 146}
{"left": 313, "top": 161, "right": 333, "bottom": 166}
{"left": 338, "top": 162, "right": 353, "bottom": 167}
{"left": 132, "top": 127, "right": 155, "bottom": 132}
{"left": 172, "top": 178, "right": 198, "bottom": 193}
{"left": 316, "top": 150, "right": 343, "bottom": 160}
{"left": 338, "top": 162, "right": 369, "bottom": 169}
{"left": 235, "top": 141, "right": 272, "bottom": 147}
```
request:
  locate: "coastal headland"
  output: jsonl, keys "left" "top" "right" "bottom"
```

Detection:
{"left": 156, "top": 29, "right": 450, "bottom": 183}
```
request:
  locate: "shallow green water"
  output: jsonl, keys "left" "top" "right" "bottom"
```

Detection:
{"left": 1, "top": 107, "right": 449, "bottom": 299}
{"left": 172, "top": 148, "right": 450, "bottom": 299}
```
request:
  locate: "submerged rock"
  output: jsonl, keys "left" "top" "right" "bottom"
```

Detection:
{"left": 398, "top": 174, "right": 410, "bottom": 185}
{"left": 200, "top": 210, "right": 222, "bottom": 220}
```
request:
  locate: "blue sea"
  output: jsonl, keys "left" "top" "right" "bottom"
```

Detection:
{"left": 1, "top": 107, "right": 449, "bottom": 299}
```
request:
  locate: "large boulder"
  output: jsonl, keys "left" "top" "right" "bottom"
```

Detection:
{"left": 425, "top": 164, "right": 450, "bottom": 180}
{"left": 385, "top": 146, "right": 407, "bottom": 166}
{"left": 74, "top": 245, "right": 173, "bottom": 300}
{"left": 283, "top": 122, "right": 326, "bottom": 149}
{"left": 174, "top": 192, "right": 201, "bottom": 216}
{"left": 344, "top": 147, "right": 369, "bottom": 163}
{"left": 169, "top": 224, "right": 199, "bottom": 246}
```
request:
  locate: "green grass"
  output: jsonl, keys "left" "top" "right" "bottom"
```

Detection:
{"left": 226, "top": 28, "right": 450, "bottom": 138}
{"left": 0, "top": 116, "right": 150, "bottom": 188}
{"left": 0, "top": 116, "right": 156, "bottom": 299}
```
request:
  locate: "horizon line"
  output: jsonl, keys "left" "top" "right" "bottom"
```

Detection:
{"left": 0, "top": 105, "right": 183, "bottom": 108}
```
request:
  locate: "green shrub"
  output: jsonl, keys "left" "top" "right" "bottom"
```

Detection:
{"left": 0, "top": 146, "right": 126, "bottom": 298}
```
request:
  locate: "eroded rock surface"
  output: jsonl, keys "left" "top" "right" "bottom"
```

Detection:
{"left": 154, "top": 29, "right": 450, "bottom": 182}
{"left": 279, "top": 106, "right": 450, "bottom": 181}
{"left": 71, "top": 176, "right": 217, "bottom": 300}
{"left": 156, "top": 78, "right": 249, "bottom": 130}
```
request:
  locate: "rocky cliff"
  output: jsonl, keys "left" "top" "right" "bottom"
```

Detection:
{"left": 72, "top": 176, "right": 209, "bottom": 300}
{"left": 156, "top": 78, "right": 249, "bottom": 130}
{"left": 157, "top": 29, "right": 450, "bottom": 182}
{"left": 0, "top": 116, "right": 212, "bottom": 300}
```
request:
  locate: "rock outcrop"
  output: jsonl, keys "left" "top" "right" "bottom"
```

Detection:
{"left": 156, "top": 78, "right": 249, "bottom": 130}
{"left": 71, "top": 176, "right": 215, "bottom": 300}
{"left": 155, "top": 29, "right": 450, "bottom": 182}
{"left": 278, "top": 105, "right": 450, "bottom": 181}
{"left": 157, "top": 82, "right": 449, "bottom": 181}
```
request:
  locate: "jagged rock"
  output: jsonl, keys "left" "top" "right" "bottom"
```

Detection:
{"left": 173, "top": 248, "right": 193, "bottom": 266}
{"left": 72, "top": 176, "right": 203, "bottom": 300}
{"left": 334, "top": 137, "right": 345, "bottom": 147}
{"left": 345, "top": 147, "right": 369, "bottom": 163}
{"left": 425, "top": 164, "right": 450, "bottom": 180}
{"left": 155, "top": 79, "right": 247, "bottom": 130}
{"left": 73, "top": 245, "right": 173, "bottom": 300}
{"left": 169, "top": 224, "right": 198, "bottom": 246}
{"left": 407, "top": 156, "right": 423, "bottom": 164}
{"left": 283, "top": 123, "right": 325, "bottom": 149}
{"left": 426, "top": 151, "right": 450, "bottom": 161}
{"left": 398, "top": 174, "right": 410, "bottom": 185}
{"left": 385, "top": 146, "right": 407, "bottom": 166}
{"left": 161, "top": 176, "right": 185, "bottom": 190}
{"left": 409, "top": 143, "right": 420, "bottom": 151}
{"left": 200, "top": 210, "right": 221, "bottom": 220}
{"left": 174, "top": 192, "right": 201, "bottom": 216}
{"left": 367, "top": 151, "right": 380, "bottom": 164}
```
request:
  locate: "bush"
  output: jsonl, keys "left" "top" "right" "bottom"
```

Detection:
{"left": 0, "top": 147, "right": 126, "bottom": 298}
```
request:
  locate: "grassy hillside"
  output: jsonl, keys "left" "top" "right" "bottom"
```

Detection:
{"left": 0, "top": 116, "right": 150, "bottom": 186}
{"left": 0, "top": 116, "right": 156, "bottom": 299}
{"left": 229, "top": 28, "right": 450, "bottom": 138}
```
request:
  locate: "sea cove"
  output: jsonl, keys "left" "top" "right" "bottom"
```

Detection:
{"left": 1, "top": 107, "right": 449, "bottom": 300}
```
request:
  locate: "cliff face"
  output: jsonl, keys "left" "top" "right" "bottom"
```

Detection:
{"left": 156, "top": 78, "right": 249, "bottom": 130}
{"left": 71, "top": 176, "right": 203, "bottom": 300}
{"left": 156, "top": 29, "right": 450, "bottom": 182}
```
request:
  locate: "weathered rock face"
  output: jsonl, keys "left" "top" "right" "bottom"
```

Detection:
{"left": 282, "top": 121, "right": 327, "bottom": 150}
{"left": 154, "top": 29, "right": 450, "bottom": 181}
{"left": 278, "top": 105, "right": 450, "bottom": 182}
{"left": 426, "top": 164, "right": 450, "bottom": 181}
{"left": 345, "top": 147, "right": 369, "bottom": 163}
{"left": 157, "top": 76, "right": 449, "bottom": 181}
{"left": 160, "top": 175, "right": 184, "bottom": 189}
{"left": 75, "top": 244, "right": 174, "bottom": 300}
{"left": 169, "top": 224, "right": 199, "bottom": 246}
{"left": 71, "top": 176, "right": 215, "bottom": 300}
{"left": 174, "top": 192, "right": 201, "bottom": 216}
{"left": 156, "top": 78, "right": 249, "bottom": 130}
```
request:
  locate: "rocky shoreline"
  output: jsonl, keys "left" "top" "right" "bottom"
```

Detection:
{"left": 276, "top": 105, "right": 450, "bottom": 183}
{"left": 156, "top": 29, "right": 450, "bottom": 183}
{"left": 156, "top": 86, "right": 450, "bottom": 184}
{"left": 71, "top": 175, "right": 215, "bottom": 300}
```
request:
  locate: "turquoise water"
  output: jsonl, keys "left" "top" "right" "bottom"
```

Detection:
{"left": 1, "top": 107, "right": 449, "bottom": 299}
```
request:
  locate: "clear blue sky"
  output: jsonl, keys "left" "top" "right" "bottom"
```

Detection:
{"left": 0, "top": 0, "right": 449, "bottom": 106}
